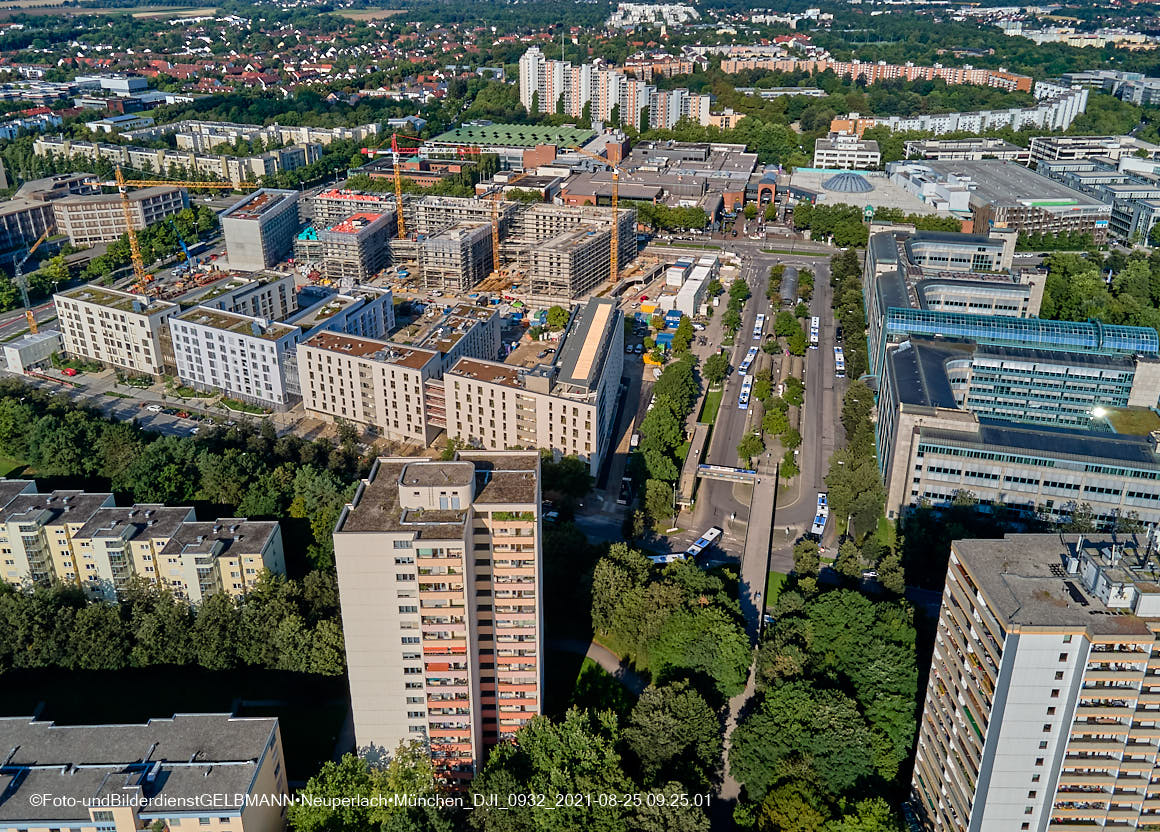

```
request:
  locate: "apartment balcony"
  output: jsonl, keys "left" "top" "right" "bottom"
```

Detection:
{"left": 1076, "top": 706, "right": 1135, "bottom": 719}
{"left": 1068, "top": 738, "right": 1130, "bottom": 752}
{"left": 1059, "top": 772, "right": 1119, "bottom": 787}
{"left": 1086, "top": 669, "right": 1147, "bottom": 682}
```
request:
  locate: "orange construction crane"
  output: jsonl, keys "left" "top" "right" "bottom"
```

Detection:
{"left": 570, "top": 145, "right": 621, "bottom": 281}
{"left": 109, "top": 166, "right": 255, "bottom": 294}
{"left": 14, "top": 225, "right": 52, "bottom": 334}
{"left": 359, "top": 134, "right": 486, "bottom": 241}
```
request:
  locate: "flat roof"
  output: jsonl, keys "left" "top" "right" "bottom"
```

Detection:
{"left": 301, "top": 331, "right": 437, "bottom": 371}
{"left": 952, "top": 534, "right": 1155, "bottom": 635}
{"left": 329, "top": 212, "right": 384, "bottom": 233}
{"left": 449, "top": 357, "right": 523, "bottom": 388}
{"left": 788, "top": 169, "right": 942, "bottom": 214}
{"left": 0, "top": 714, "right": 278, "bottom": 822}
{"left": 429, "top": 122, "right": 595, "bottom": 149}
{"left": 176, "top": 307, "right": 296, "bottom": 341}
{"left": 54, "top": 186, "right": 180, "bottom": 206}
{"left": 338, "top": 459, "right": 468, "bottom": 536}
{"left": 920, "top": 418, "right": 1160, "bottom": 469}
{"left": 557, "top": 298, "right": 615, "bottom": 390}
{"left": 923, "top": 159, "right": 1109, "bottom": 208}
{"left": 160, "top": 518, "right": 278, "bottom": 557}
{"left": 220, "top": 188, "right": 296, "bottom": 221}
{"left": 58, "top": 285, "right": 176, "bottom": 316}
{"left": 76, "top": 504, "right": 191, "bottom": 541}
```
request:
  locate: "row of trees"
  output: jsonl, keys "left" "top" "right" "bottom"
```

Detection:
{"left": 730, "top": 586, "right": 918, "bottom": 831}
{"left": 635, "top": 354, "right": 700, "bottom": 530}
{"left": 631, "top": 201, "right": 710, "bottom": 232}
{"left": 831, "top": 248, "right": 869, "bottom": 380}
{"left": 0, "top": 573, "right": 344, "bottom": 675}
{"left": 81, "top": 204, "right": 219, "bottom": 280}
{"left": 720, "top": 276, "right": 751, "bottom": 337}
{"left": 0, "top": 380, "right": 364, "bottom": 569}
{"left": 1017, "top": 230, "right": 1098, "bottom": 253}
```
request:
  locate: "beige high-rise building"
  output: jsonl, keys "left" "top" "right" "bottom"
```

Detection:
{"left": 914, "top": 533, "right": 1160, "bottom": 832}
{"left": 0, "top": 481, "right": 284, "bottom": 602}
{"left": 54, "top": 284, "right": 180, "bottom": 376}
{"left": 333, "top": 451, "right": 542, "bottom": 781}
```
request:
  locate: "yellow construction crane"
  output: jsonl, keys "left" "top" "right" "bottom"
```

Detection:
{"left": 570, "top": 146, "right": 622, "bottom": 282}
{"left": 14, "top": 226, "right": 52, "bottom": 334}
{"left": 110, "top": 166, "right": 254, "bottom": 294}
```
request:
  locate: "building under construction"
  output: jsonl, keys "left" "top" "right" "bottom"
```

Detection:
{"left": 410, "top": 195, "right": 519, "bottom": 240}
{"left": 304, "top": 187, "right": 399, "bottom": 230}
{"left": 518, "top": 204, "right": 638, "bottom": 299}
{"left": 420, "top": 223, "right": 493, "bottom": 293}
{"left": 295, "top": 212, "right": 393, "bottom": 284}
{"left": 527, "top": 225, "right": 613, "bottom": 298}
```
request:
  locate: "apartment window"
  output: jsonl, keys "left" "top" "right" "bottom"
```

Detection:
{"left": 1055, "top": 671, "right": 1064, "bottom": 680}
{"left": 1024, "top": 808, "right": 1033, "bottom": 816}
{"left": 200, "top": 820, "right": 211, "bottom": 827}
{"left": 1050, "top": 689, "right": 1060, "bottom": 698}
{"left": 1028, "top": 791, "right": 1037, "bottom": 799}
{"left": 405, "top": 682, "right": 422, "bottom": 690}
{"left": 399, "top": 605, "right": 418, "bottom": 614}
{"left": 407, "top": 711, "right": 424, "bottom": 718}
{"left": 396, "top": 572, "right": 416, "bottom": 581}
{"left": 1062, "top": 634, "right": 1072, "bottom": 643}
{"left": 409, "top": 726, "right": 425, "bottom": 733}
{"left": 1038, "top": 741, "right": 1047, "bottom": 749}
{"left": 402, "top": 636, "right": 420, "bottom": 644}
{"left": 1031, "top": 775, "right": 1040, "bottom": 783}
{"left": 403, "top": 666, "right": 422, "bottom": 675}
{"left": 1046, "top": 707, "right": 1055, "bottom": 716}
{"left": 1058, "top": 653, "right": 1069, "bottom": 662}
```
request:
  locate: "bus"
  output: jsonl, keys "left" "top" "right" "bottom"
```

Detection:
{"left": 834, "top": 346, "right": 845, "bottom": 378}
{"left": 810, "top": 513, "right": 828, "bottom": 537}
{"left": 809, "top": 316, "right": 820, "bottom": 349}
{"left": 753, "top": 313, "right": 766, "bottom": 341}
{"left": 738, "top": 346, "right": 759, "bottom": 376}
{"left": 685, "top": 526, "right": 723, "bottom": 559}
{"left": 817, "top": 492, "right": 829, "bottom": 515}
{"left": 738, "top": 374, "right": 753, "bottom": 410}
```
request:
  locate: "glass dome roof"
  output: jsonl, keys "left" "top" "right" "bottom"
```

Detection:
{"left": 822, "top": 171, "right": 874, "bottom": 193}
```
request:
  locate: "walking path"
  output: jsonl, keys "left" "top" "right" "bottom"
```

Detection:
{"left": 548, "top": 638, "right": 648, "bottom": 695}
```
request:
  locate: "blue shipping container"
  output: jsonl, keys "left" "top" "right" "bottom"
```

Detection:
{"left": 656, "top": 332, "right": 675, "bottom": 348}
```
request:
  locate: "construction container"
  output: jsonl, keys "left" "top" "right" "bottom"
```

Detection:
{"left": 656, "top": 332, "right": 675, "bottom": 349}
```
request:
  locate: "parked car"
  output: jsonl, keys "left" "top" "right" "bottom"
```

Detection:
{"left": 61, "top": 368, "right": 78, "bottom": 377}
{"left": 145, "top": 404, "right": 163, "bottom": 412}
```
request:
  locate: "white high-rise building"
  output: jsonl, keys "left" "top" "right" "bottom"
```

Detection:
{"left": 914, "top": 533, "right": 1160, "bottom": 832}
{"left": 518, "top": 47, "right": 711, "bottom": 129}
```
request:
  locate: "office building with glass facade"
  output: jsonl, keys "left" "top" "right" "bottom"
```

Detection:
{"left": 865, "top": 230, "right": 1160, "bottom": 526}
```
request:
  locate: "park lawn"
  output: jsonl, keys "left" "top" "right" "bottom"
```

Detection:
{"left": 699, "top": 388, "right": 723, "bottom": 424}
{"left": 0, "top": 455, "right": 29, "bottom": 477}
{"left": 874, "top": 514, "right": 896, "bottom": 551}
{"left": 766, "top": 571, "right": 787, "bottom": 604}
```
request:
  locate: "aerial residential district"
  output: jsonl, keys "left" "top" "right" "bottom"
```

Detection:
{"left": 8, "top": 0, "right": 1160, "bottom": 830}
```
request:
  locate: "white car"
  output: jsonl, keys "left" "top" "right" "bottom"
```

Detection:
{"left": 145, "top": 404, "right": 163, "bottom": 412}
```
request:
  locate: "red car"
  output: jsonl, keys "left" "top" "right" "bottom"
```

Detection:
{"left": 640, "top": 295, "right": 649, "bottom": 302}
{"left": 61, "top": 368, "right": 78, "bottom": 377}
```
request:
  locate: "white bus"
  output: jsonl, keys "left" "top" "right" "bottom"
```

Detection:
{"left": 753, "top": 313, "right": 766, "bottom": 341}
{"left": 685, "top": 526, "right": 723, "bottom": 559}
{"left": 738, "top": 374, "right": 753, "bottom": 410}
{"left": 738, "top": 346, "right": 759, "bottom": 376}
{"left": 817, "top": 492, "right": 829, "bottom": 516}
{"left": 810, "top": 512, "right": 828, "bottom": 537}
{"left": 809, "top": 316, "right": 820, "bottom": 349}
{"left": 834, "top": 346, "right": 845, "bottom": 378}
